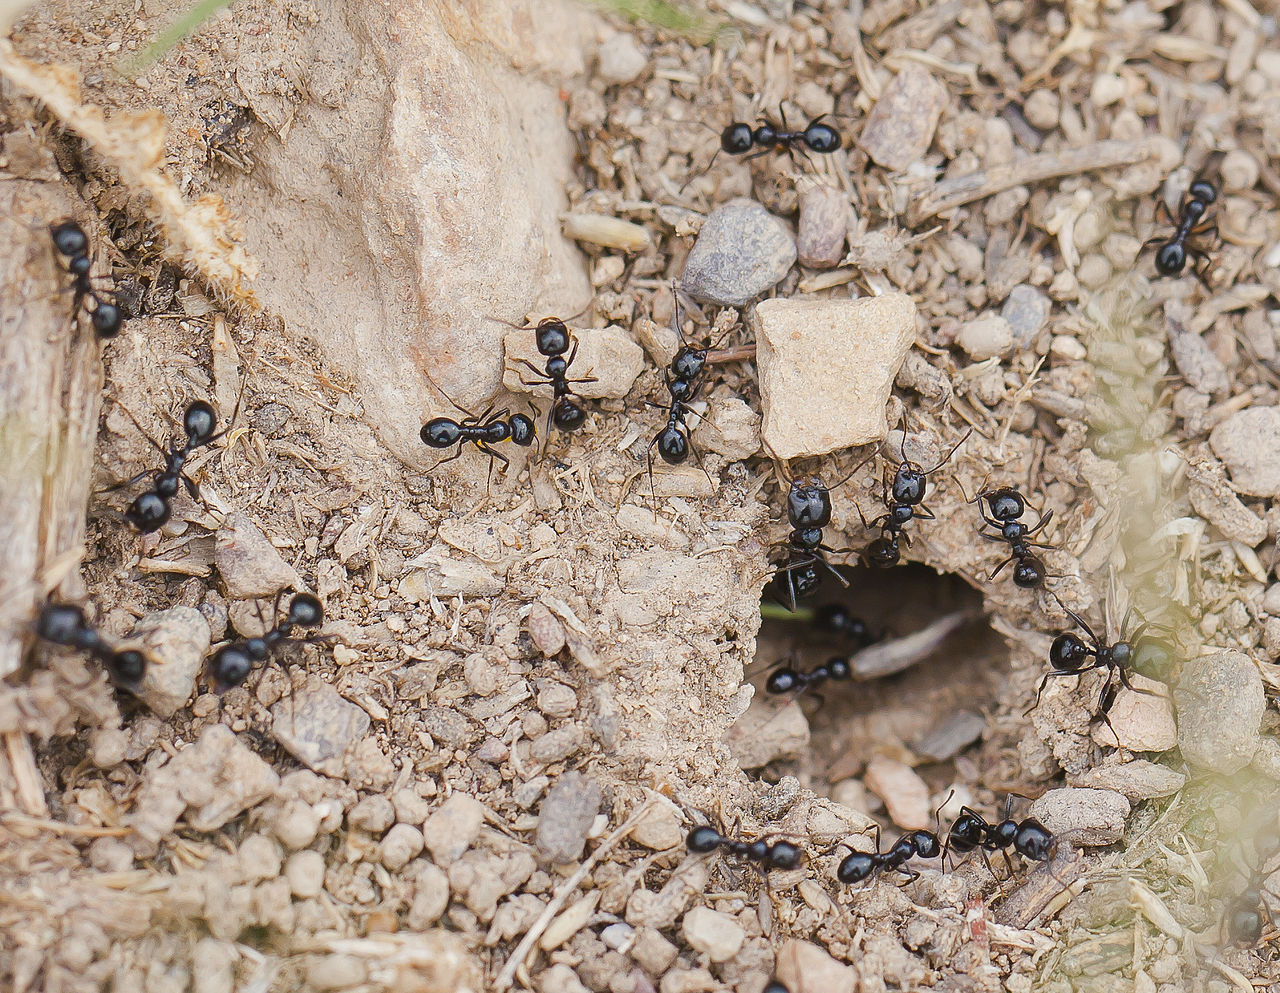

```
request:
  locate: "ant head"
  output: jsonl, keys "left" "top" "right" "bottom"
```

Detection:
{"left": 1155, "top": 241, "right": 1187, "bottom": 275}
{"left": 109, "top": 649, "right": 147, "bottom": 689}
{"left": 509, "top": 413, "right": 536, "bottom": 447}
{"left": 786, "top": 478, "right": 832, "bottom": 529}
{"left": 686, "top": 825, "right": 722, "bottom": 853}
{"left": 535, "top": 318, "right": 570, "bottom": 357}
{"left": 984, "top": 487, "right": 1025, "bottom": 521}
{"left": 1189, "top": 179, "right": 1218, "bottom": 205}
{"left": 420, "top": 417, "right": 462, "bottom": 448}
{"left": 210, "top": 644, "right": 254, "bottom": 693}
{"left": 288, "top": 593, "right": 324, "bottom": 628}
{"left": 670, "top": 348, "right": 706, "bottom": 384}
{"left": 803, "top": 120, "right": 842, "bottom": 153}
{"left": 91, "top": 302, "right": 123, "bottom": 338}
{"left": 37, "top": 603, "right": 87, "bottom": 645}
{"left": 1049, "top": 632, "right": 1092, "bottom": 673}
{"left": 720, "top": 122, "right": 753, "bottom": 155}
{"left": 50, "top": 221, "right": 88, "bottom": 258}
{"left": 183, "top": 400, "right": 218, "bottom": 445}
{"left": 1012, "top": 556, "right": 1045, "bottom": 589}
{"left": 125, "top": 492, "right": 173, "bottom": 533}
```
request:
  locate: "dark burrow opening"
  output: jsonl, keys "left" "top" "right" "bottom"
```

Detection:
{"left": 750, "top": 563, "right": 1008, "bottom": 805}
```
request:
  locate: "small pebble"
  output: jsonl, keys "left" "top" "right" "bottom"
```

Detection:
{"left": 1167, "top": 322, "right": 1229, "bottom": 396}
{"left": 600, "top": 922, "right": 634, "bottom": 951}
{"left": 956, "top": 315, "right": 1014, "bottom": 361}
{"left": 285, "top": 850, "right": 326, "bottom": 898}
{"left": 1209, "top": 407, "right": 1280, "bottom": 496}
{"left": 1089, "top": 72, "right": 1126, "bottom": 108}
{"left": 304, "top": 954, "right": 367, "bottom": 991}
{"left": 238, "top": 833, "right": 282, "bottom": 881}
{"left": 775, "top": 939, "right": 856, "bottom": 993}
{"left": 628, "top": 804, "right": 683, "bottom": 851}
{"left": 424, "top": 794, "right": 485, "bottom": 865}
{"left": 691, "top": 395, "right": 761, "bottom": 460}
{"left": 863, "top": 755, "right": 932, "bottom": 830}
{"left": 1050, "top": 335, "right": 1086, "bottom": 362}
{"left": 535, "top": 771, "right": 600, "bottom": 864}
{"left": 796, "top": 184, "right": 850, "bottom": 269}
{"left": 1220, "top": 149, "right": 1259, "bottom": 194}
{"left": 680, "top": 199, "right": 796, "bottom": 307}
{"left": 536, "top": 682, "right": 577, "bottom": 718}
{"left": 860, "top": 64, "right": 947, "bottom": 171}
{"left": 89, "top": 728, "right": 129, "bottom": 769}
{"left": 379, "top": 823, "right": 426, "bottom": 870}
{"left": 562, "top": 213, "right": 651, "bottom": 252}
{"left": 681, "top": 907, "right": 744, "bottom": 963}
{"left": 1029, "top": 787, "right": 1130, "bottom": 846}
{"left": 529, "top": 725, "right": 583, "bottom": 763}
{"left": 272, "top": 798, "right": 321, "bottom": 849}
{"left": 1187, "top": 456, "right": 1267, "bottom": 546}
{"left": 633, "top": 315, "right": 679, "bottom": 368}
{"left": 754, "top": 293, "right": 916, "bottom": 460}
{"left": 527, "top": 601, "right": 566, "bottom": 657}
{"left": 128, "top": 606, "right": 211, "bottom": 718}
{"left": 502, "top": 325, "right": 644, "bottom": 400}
{"left": 1024, "top": 90, "right": 1059, "bottom": 130}
{"left": 914, "top": 710, "right": 986, "bottom": 762}
{"left": 393, "top": 788, "right": 432, "bottom": 826}
{"left": 349, "top": 794, "right": 396, "bottom": 834}
{"left": 1001, "top": 284, "right": 1051, "bottom": 345}
{"left": 214, "top": 511, "right": 303, "bottom": 599}
{"left": 596, "top": 33, "right": 647, "bottom": 85}
{"left": 1074, "top": 760, "right": 1186, "bottom": 800}
{"left": 1175, "top": 650, "right": 1265, "bottom": 774}
{"left": 89, "top": 835, "right": 135, "bottom": 872}
{"left": 407, "top": 862, "right": 450, "bottom": 928}
{"left": 1264, "top": 584, "right": 1280, "bottom": 616}
{"left": 1093, "top": 674, "right": 1177, "bottom": 752}
{"left": 271, "top": 678, "right": 371, "bottom": 777}
{"left": 629, "top": 927, "right": 678, "bottom": 975}
{"left": 192, "top": 938, "right": 236, "bottom": 993}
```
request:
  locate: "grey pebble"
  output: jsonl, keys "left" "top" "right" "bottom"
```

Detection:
{"left": 596, "top": 33, "right": 647, "bottom": 85}
{"left": 915, "top": 710, "right": 986, "bottom": 762}
{"left": 796, "top": 184, "right": 849, "bottom": 269}
{"left": 1210, "top": 407, "right": 1280, "bottom": 497}
{"left": 423, "top": 793, "right": 485, "bottom": 866}
{"left": 1174, "top": 650, "right": 1264, "bottom": 774}
{"left": 1073, "top": 760, "right": 1187, "bottom": 799}
{"left": 680, "top": 199, "right": 796, "bottom": 307}
{"left": 214, "top": 511, "right": 303, "bottom": 599}
{"left": 1167, "top": 320, "right": 1229, "bottom": 396}
{"left": 129, "top": 606, "right": 211, "bottom": 718}
{"left": 1029, "top": 787, "right": 1130, "bottom": 846}
{"left": 349, "top": 794, "right": 395, "bottom": 834}
{"left": 270, "top": 677, "right": 371, "bottom": 777}
{"left": 1001, "top": 284, "right": 1050, "bottom": 345}
{"left": 530, "top": 725, "right": 583, "bottom": 763}
{"left": 859, "top": 64, "right": 947, "bottom": 171}
{"left": 253, "top": 401, "right": 291, "bottom": 437}
{"left": 535, "top": 771, "right": 600, "bottom": 864}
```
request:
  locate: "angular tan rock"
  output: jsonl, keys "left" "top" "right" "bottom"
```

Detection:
{"left": 724, "top": 701, "right": 809, "bottom": 769}
{"left": 775, "top": 939, "right": 856, "bottom": 993}
{"left": 501, "top": 325, "right": 644, "bottom": 400}
{"left": 863, "top": 755, "right": 932, "bottom": 831}
{"left": 1090, "top": 673, "right": 1176, "bottom": 752}
{"left": 797, "top": 184, "right": 850, "bottom": 269}
{"left": 691, "top": 395, "right": 761, "bottom": 460}
{"left": 215, "top": 511, "right": 303, "bottom": 599}
{"left": 754, "top": 293, "right": 917, "bottom": 460}
{"left": 859, "top": 64, "right": 948, "bottom": 172}
{"left": 129, "top": 606, "right": 212, "bottom": 718}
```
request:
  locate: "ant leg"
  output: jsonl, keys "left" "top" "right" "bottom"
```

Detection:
{"left": 915, "top": 502, "right": 936, "bottom": 521}
{"left": 920, "top": 429, "right": 974, "bottom": 475}
{"left": 426, "top": 443, "right": 467, "bottom": 473}
{"left": 97, "top": 468, "right": 156, "bottom": 494}
{"left": 816, "top": 554, "right": 851, "bottom": 588}
{"left": 1025, "top": 509, "right": 1055, "bottom": 538}
{"left": 895, "top": 865, "right": 920, "bottom": 885}
{"left": 113, "top": 401, "right": 173, "bottom": 458}
{"left": 989, "top": 555, "right": 1014, "bottom": 580}
{"left": 1024, "top": 670, "right": 1085, "bottom": 717}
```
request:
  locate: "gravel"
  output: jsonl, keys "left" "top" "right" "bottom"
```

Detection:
{"left": 681, "top": 907, "right": 745, "bottom": 963}
{"left": 1029, "top": 787, "right": 1131, "bottom": 846}
{"left": 270, "top": 676, "right": 372, "bottom": 777}
{"left": 680, "top": 199, "right": 796, "bottom": 307}
{"left": 1209, "top": 407, "right": 1280, "bottom": 497}
{"left": 128, "top": 606, "right": 211, "bottom": 717}
{"left": 424, "top": 793, "right": 485, "bottom": 866}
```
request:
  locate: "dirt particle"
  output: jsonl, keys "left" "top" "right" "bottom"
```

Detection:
{"left": 424, "top": 794, "right": 486, "bottom": 866}
{"left": 680, "top": 199, "right": 797, "bottom": 307}
{"left": 213, "top": 511, "right": 304, "bottom": 598}
{"left": 270, "top": 676, "right": 371, "bottom": 776}
{"left": 535, "top": 771, "right": 600, "bottom": 864}
{"left": 681, "top": 906, "right": 745, "bottom": 963}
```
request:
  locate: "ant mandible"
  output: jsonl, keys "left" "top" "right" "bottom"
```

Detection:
{"left": 36, "top": 602, "right": 147, "bottom": 691}
{"left": 208, "top": 592, "right": 325, "bottom": 692}
{"left": 508, "top": 317, "right": 597, "bottom": 440}
{"left": 834, "top": 824, "right": 941, "bottom": 886}
{"left": 686, "top": 825, "right": 804, "bottom": 872}
{"left": 974, "top": 486, "right": 1054, "bottom": 589}
{"left": 50, "top": 220, "right": 124, "bottom": 338}
{"left": 1143, "top": 178, "right": 1218, "bottom": 287}
{"left": 112, "top": 400, "right": 230, "bottom": 533}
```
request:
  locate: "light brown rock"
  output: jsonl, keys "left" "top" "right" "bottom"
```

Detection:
{"left": 271, "top": 677, "right": 371, "bottom": 777}
{"left": 129, "top": 606, "right": 211, "bottom": 718}
{"left": 859, "top": 64, "right": 948, "bottom": 171}
{"left": 1187, "top": 453, "right": 1267, "bottom": 545}
{"left": 1074, "top": 760, "right": 1186, "bottom": 799}
{"left": 1209, "top": 407, "right": 1280, "bottom": 497}
{"left": 681, "top": 907, "right": 744, "bottom": 963}
{"left": 723, "top": 702, "right": 809, "bottom": 769}
{"left": 862, "top": 755, "right": 932, "bottom": 831}
{"left": 690, "top": 395, "right": 761, "bottom": 460}
{"left": 214, "top": 512, "right": 303, "bottom": 599}
{"left": 501, "top": 325, "right": 644, "bottom": 400}
{"left": 1030, "top": 787, "right": 1129, "bottom": 846}
{"left": 1090, "top": 674, "right": 1177, "bottom": 752}
{"left": 754, "top": 294, "right": 916, "bottom": 460}
{"left": 775, "top": 939, "right": 856, "bottom": 993}
{"left": 796, "top": 184, "right": 850, "bottom": 269}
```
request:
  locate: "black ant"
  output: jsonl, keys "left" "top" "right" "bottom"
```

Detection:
{"left": 943, "top": 800, "right": 1057, "bottom": 881}
{"left": 811, "top": 603, "right": 880, "bottom": 650}
{"left": 36, "top": 602, "right": 147, "bottom": 691}
{"left": 508, "top": 317, "right": 597, "bottom": 440}
{"left": 714, "top": 111, "right": 842, "bottom": 168}
{"left": 686, "top": 825, "right": 804, "bottom": 872}
{"left": 420, "top": 405, "right": 535, "bottom": 476}
{"left": 1143, "top": 178, "right": 1218, "bottom": 286}
{"left": 834, "top": 825, "right": 941, "bottom": 886}
{"left": 974, "top": 486, "right": 1054, "bottom": 589}
{"left": 208, "top": 592, "right": 325, "bottom": 692}
{"left": 861, "top": 430, "right": 971, "bottom": 568}
{"left": 50, "top": 220, "right": 124, "bottom": 338}
{"left": 764, "top": 654, "right": 851, "bottom": 697}
{"left": 767, "top": 473, "right": 855, "bottom": 612}
{"left": 111, "top": 400, "right": 230, "bottom": 533}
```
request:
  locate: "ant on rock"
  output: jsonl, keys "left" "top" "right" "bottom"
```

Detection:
{"left": 861, "top": 430, "right": 971, "bottom": 568}
{"left": 50, "top": 220, "right": 124, "bottom": 338}
{"left": 110, "top": 399, "right": 231, "bottom": 533}
{"left": 507, "top": 317, "right": 596, "bottom": 441}
{"left": 208, "top": 592, "right": 325, "bottom": 692}
{"left": 36, "top": 602, "right": 147, "bottom": 691}
{"left": 420, "top": 404, "right": 535, "bottom": 478}
{"left": 974, "top": 486, "right": 1054, "bottom": 589}
{"left": 943, "top": 798, "right": 1058, "bottom": 881}
{"left": 834, "top": 825, "right": 941, "bottom": 886}
{"left": 686, "top": 825, "right": 804, "bottom": 872}
{"left": 1143, "top": 178, "right": 1218, "bottom": 286}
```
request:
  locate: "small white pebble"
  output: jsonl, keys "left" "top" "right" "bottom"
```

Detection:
{"left": 1090, "top": 72, "right": 1126, "bottom": 108}
{"left": 285, "top": 850, "right": 326, "bottom": 898}
{"left": 1050, "top": 335, "right": 1087, "bottom": 361}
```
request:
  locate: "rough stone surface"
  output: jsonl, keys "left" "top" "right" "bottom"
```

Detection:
{"left": 796, "top": 184, "right": 850, "bottom": 268}
{"left": 1091, "top": 674, "right": 1177, "bottom": 753}
{"left": 754, "top": 293, "right": 916, "bottom": 459}
{"left": 863, "top": 755, "right": 932, "bottom": 830}
{"left": 1209, "top": 407, "right": 1280, "bottom": 497}
{"left": 1029, "top": 787, "right": 1130, "bottom": 847}
{"left": 127, "top": 606, "right": 210, "bottom": 718}
{"left": 535, "top": 771, "right": 600, "bottom": 864}
{"left": 1187, "top": 454, "right": 1268, "bottom": 546}
{"left": 270, "top": 677, "right": 371, "bottom": 777}
{"left": 1174, "top": 650, "right": 1265, "bottom": 774}
{"left": 1073, "top": 760, "right": 1187, "bottom": 799}
{"left": 214, "top": 511, "right": 304, "bottom": 598}
{"left": 681, "top": 907, "right": 744, "bottom": 963}
{"left": 690, "top": 395, "right": 761, "bottom": 460}
{"left": 775, "top": 939, "right": 856, "bottom": 993}
{"left": 1168, "top": 321, "right": 1230, "bottom": 395}
{"left": 628, "top": 803, "right": 684, "bottom": 851}
{"left": 723, "top": 700, "right": 809, "bottom": 769}
{"left": 859, "top": 64, "right": 948, "bottom": 171}
{"left": 379, "top": 823, "right": 426, "bottom": 870}
{"left": 1001, "top": 284, "right": 1051, "bottom": 344}
{"left": 915, "top": 710, "right": 986, "bottom": 762}
{"left": 424, "top": 793, "right": 486, "bottom": 866}
{"left": 956, "top": 315, "right": 1015, "bottom": 360}
{"left": 284, "top": 850, "right": 326, "bottom": 898}
{"left": 680, "top": 199, "right": 796, "bottom": 307}
{"left": 501, "top": 324, "right": 644, "bottom": 400}
{"left": 407, "top": 861, "right": 451, "bottom": 928}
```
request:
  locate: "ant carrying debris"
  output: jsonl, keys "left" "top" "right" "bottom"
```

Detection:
{"left": 420, "top": 405, "right": 535, "bottom": 477}
{"left": 507, "top": 317, "right": 596, "bottom": 440}
{"left": 50, "top": 220, "right": 124, "bottom": 338}
{"left": 764, "top": 654, "right": 852, "bottom": 698}
{"left": 208, "top": 592, "right": 325, "bottom": 692}
{"left": 943, "top": 800, "right": 1057, "bottom": 880}
{"left": 1143, "top": 178, "right": 1218, "bottom": 286}
{"left": 36, "top": 602, "right": 147, "bottom": 691}
{"left": 974, "top": 486, "right": 1053, "bottom": 589}
{"left": 835, "top": 825, "right": 941, "bottom": 886}
{"left": 686, "top": 825, "right": 804, "bottom": 872}
{"left": 862, "top": 430, "right": 971, "bottom": 568}
{"left": 109, "top": 399, "right": 230, "bottom": 533}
